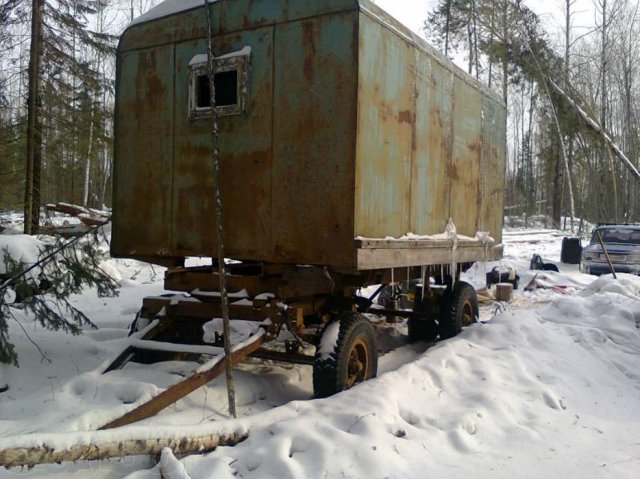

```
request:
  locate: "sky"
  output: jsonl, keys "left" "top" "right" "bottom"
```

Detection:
{"left": 372, "top": 0, "right": 434, "bottom": 36}
{"left": 371, "top": 0, "right": 599, "bottom": 42}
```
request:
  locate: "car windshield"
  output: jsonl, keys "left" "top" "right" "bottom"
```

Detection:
{"left": 592, "top": 228, "right": 640, "bottom": 245}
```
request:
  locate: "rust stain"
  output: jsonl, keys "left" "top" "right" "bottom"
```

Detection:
{"left": 302, "top": 21, "right": 316, "bottom": 82}
{"left": 397, "top": 110, "right": 413, "bottom": 124}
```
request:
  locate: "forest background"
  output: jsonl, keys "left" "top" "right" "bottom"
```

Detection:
{"left": 0, "top": 0, "right": 638, "bottom": 232}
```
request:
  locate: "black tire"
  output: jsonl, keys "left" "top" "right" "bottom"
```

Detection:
{"left": 407, "top": 314, "right": 438, "bottom": 343}
{"left": 313, "top": 312, "right": 378, "bottom": 398}
{"left": 438, "top": 281, "right": 479, "bottom": 340}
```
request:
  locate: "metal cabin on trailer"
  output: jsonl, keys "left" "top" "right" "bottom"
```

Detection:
{"left": 104, "top": 0, "right": 506, "bottom": 417}
{"left": 112, "top": 0, "right": 505, "bottom": 271}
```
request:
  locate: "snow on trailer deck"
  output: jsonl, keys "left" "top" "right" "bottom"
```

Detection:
{"left": 0, "top": 227, "right": 639, "bottom": 477}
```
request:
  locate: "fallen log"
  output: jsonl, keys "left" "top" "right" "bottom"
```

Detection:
{"left": 0, "top": 431, "right": 247, "bottom": 469}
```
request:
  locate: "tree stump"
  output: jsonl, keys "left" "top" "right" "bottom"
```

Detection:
{"left": 495, "top": 283, "right": 513, "bottom": 302}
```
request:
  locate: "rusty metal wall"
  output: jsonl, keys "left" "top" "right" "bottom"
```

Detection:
{"left": 112, "top": 1, "right": 359, "bottom": 267}
{"left": 171, "top": 28, "right": 274, "bottom": 261}
{"left": 479, "top": 95, "right": 506, "bottom": 244}
{"left": 111, "top": 46, "right": 175, "bottom": 258}
{"left": 354, "top": 15, "right": 413, "bottom": 238}
{"left": 354, "top": 7, "right": 505, "bottom": 243}
{"left": 410, "top": 51, "right": 452, "bottom": 235}
{"left": 271, "top": 15, "right": 358, "bottom": 267}
{"left": 449, "top": 77, "right": 482, "bottom": 235}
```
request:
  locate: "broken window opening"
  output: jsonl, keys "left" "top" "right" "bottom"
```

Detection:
{"left": 195, "top": 70, "right": 239, "bottom": 110}
{"left": 188, "top": 48, "right": 250, "bottom": 121}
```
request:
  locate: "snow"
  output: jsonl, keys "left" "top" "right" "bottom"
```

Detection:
{"left": 128, "top": 0, "right": 209, "bottom": 27}
{"left": 202, "top": 318, "right": 263, "bottom": 345}
{"left": 317, "top": 321, "right": 340, "bottom": 360}
{"left": 0, "top": 224, "right": 639, "bottom": 477}
{"left": 189, "top": 47, "right": 252, "bottom": 67}
{"left": 356, "top": 219, "right": 495, "bottom": 244}
{"left": 0, "top": 235, "right": 45, "bottom": 276}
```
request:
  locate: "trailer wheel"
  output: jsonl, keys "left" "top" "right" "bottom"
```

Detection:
{"left": 439, "top": 281, "right": 478, "bottom": 340}
{"left": 407, "top": 314, "right": 438, "bottom": 343}
{"left": 313, "top": 312, "right": 378, "bottom": 398}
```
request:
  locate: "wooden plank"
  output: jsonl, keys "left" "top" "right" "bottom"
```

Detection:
{"left": 99, "top": 332, "right": 265, "bottom": 430}
{"left": 163, "top": 266, "right": 335, "bottom": 300}
{"left": 102, "top": 320, "right": 166, "bottom": 373}
{"left": 250, "top": 348, "right": 315, "bottom": 365}
{"left": 166, "top": 303, "right": 282, "bottom": 322}
{"left": 356, "top": 245, "right": 503, "bottom": 270}
{"left": 141, "top": 297, "right": 286, "bottom": 323}
{"left": 355, "top": 237, "right": 496, "bottom": 249}
{"left": 164, "top": 270, "right": 277, "bottom": 296}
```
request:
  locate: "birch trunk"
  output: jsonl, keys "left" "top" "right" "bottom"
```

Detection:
{"left": 0, "top": 432, "right": 246, "bottom": 469}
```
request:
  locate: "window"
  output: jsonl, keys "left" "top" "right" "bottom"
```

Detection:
{"left": 188, "top": 46, "right": 251, "bottom": 120}
{"left": 593, "top": 228, "right": 640, "bottom": 245}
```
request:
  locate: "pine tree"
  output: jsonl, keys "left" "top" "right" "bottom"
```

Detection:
{"left": 1, "top": 0, "right": 116, "bottom": 230}
{"left": 0, "top": 229, "right": 118, "bottom": 366}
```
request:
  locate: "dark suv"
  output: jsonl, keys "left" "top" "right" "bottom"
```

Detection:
{"left": 581, "top": 224, "right": 640, "bottom": 275}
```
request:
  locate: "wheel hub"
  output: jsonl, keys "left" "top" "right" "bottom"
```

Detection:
{"left": 462, "top": 299, "right": 474, "bottom": 326}
{"left": 346, "top": 339, "right": 369, "bottom": 388}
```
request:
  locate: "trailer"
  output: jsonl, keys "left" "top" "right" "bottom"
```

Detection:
{"left": 107, "top": 0, "right": 506, "bottom": 427}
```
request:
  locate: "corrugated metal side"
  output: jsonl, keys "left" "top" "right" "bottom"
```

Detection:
{"left": 449, "top": 77, "right": 482, "bottom": 236}
{"left": 478, "top": 95, "right": 506, "bottom": 244}
{"left": 355, "top": 9, "right": 505, "bottom": 247}
{"left": 410, "top": 51, "right": 453, "bottom": 234}
{"left": 112, "top": 46, "right": 175, "bottom": 258}
{"left": 354, "top": 15, "right": 414, "bottom": 238}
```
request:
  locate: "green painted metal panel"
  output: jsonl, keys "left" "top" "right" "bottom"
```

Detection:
{"left": 355, "top": 15, "right": 413, "bottom": 238}
{"left": 112, "top": 46, "right": 174, "bottom": 257}
{"left": 479, "top": 95, "right": 506, "bottom": 244}
{"left": 410, "top": 52, "right": 454, "bottom": 235}
{"left": 119, "top": 0, "right": 361, "bottom": 53}
{"left": 449, "top": 77, "right": 482, "bottom": 236}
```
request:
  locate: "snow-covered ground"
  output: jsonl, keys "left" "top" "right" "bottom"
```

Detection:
{"left": 0, "top": 226, "right": 639, "bottom": 478}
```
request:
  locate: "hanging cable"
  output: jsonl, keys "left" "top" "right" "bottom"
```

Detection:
{"left": 204, "top": 0, "right": 236, "bottom": 419}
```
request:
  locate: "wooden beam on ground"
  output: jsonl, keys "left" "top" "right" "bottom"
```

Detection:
{"left": 98, "top": 331, "right": 265, "bottom": 430}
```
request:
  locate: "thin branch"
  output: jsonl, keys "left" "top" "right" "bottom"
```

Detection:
{"left": 5, "top": 308, "right": 51, "bottom": 363}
